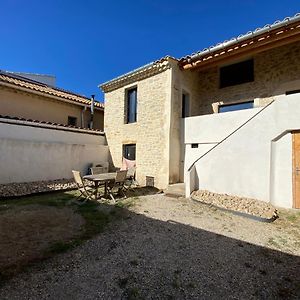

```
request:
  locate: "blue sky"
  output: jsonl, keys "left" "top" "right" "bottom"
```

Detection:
{"left": 1, "top": 1, "right": 299, "bottom": 102}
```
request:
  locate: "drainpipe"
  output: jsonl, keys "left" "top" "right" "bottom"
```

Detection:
{"left": 90, "top": 95, "right": 95, "bottom": 129}
{"left": 81, "top": 105, "right": 87, "bottom": 128}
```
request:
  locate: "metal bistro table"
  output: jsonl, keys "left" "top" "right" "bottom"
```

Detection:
{"left": 83, "top": 172, "right": 116, "bottom": 199}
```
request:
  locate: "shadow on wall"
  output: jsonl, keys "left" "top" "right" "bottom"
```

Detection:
{"left": 8, "top": 197, "right": 300, "bottom": 299}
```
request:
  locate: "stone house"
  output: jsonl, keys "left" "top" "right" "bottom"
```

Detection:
{"left": 100, "top": 13, "right": 300, "bottom": 208}
{"left": 0, "top": 70, "right": 104, "bottom": 130}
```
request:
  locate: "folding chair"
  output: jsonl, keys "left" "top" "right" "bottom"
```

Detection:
{"left": 72, "top": 170, "right": 95, "bottom": 202}
{"left": 124, "top": 166, "right": 137, "bottom": 191}
{"left": 107, "top": 170, "right": 128, "bottom": 202}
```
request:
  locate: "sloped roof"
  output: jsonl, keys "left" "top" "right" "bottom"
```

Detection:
{"left": 100, "top": 56, "right": 178, "bottom": 92}
{"left": 0, "top": 70, "right": 104, "bottom": 109}
{"left": 179, "top": 12, "right": 300, "bottom": 69}
{"left": 99, "top": 12, "right": 300, "bottom": 92}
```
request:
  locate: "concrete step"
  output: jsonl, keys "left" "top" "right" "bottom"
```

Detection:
{"left": 164, "top": 183, "right": 185, "bottom": 198}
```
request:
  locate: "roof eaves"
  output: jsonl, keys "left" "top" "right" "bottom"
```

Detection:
{"left": 99, "top": 56, "right": 177, "bottom": 93}
{"left": 179, "top": 12, "right": 300, "bottom": 66}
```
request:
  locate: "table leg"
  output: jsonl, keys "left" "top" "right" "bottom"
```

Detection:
{"left": 104, "top": 181, "right": 108, "bottom": 198}
{"left": 94, "top": 181, "right": 99, "bottom": 200}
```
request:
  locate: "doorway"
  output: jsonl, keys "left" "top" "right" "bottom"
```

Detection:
{"left": 180, "top": 92, "right": 190, "bottom": 182}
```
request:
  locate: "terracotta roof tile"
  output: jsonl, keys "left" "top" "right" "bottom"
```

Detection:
{"left": 0, "top": 71, "right": 104, "bottom": 109}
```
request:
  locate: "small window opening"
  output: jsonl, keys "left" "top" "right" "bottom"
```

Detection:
{"left": 68, "top": 116, "right": 77, "bottom": 126}
{"left": 218, "top": 101, "right": 254, "bottom": 113}
{"left": 286, "top": 89, "right": 300, "bottom": 95}
{"left": 220, "top": 59, "right": 254, "bottom": 88}
{"left": 182, "top": 92, "right": 190, "bottom": 118}
{"left": 123, "top": 144, "right": 136, "bottom": 161}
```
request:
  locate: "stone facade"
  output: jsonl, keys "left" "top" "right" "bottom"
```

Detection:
{"left": 104, "top": 68, "right": 172, "bottom": 189}
{"left": 103, "top": 41, "right": 300, "bottom": 190}
{"left": 187, "top": 41, "right": 300, "bottom": 116}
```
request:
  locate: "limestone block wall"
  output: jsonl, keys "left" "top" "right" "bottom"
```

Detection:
{"left": 189, "top": 41, "right": 300, "bottom": 116}
{"left": 104, "top": 69, "right": 172, "bottom": 189}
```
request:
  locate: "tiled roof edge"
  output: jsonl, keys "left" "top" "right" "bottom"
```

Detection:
{"left": 0, "top": 70, "right": 104, "bottom": 109}
{"left": 99, "top": 56, "right": 177, "bottom": 93}
{"left": 0, "top": 115, "right": 104, "bottom": 135}
{"left": 179, "top": 12, "right": 300, "bottom": 64}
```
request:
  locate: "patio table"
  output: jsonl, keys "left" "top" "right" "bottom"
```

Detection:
{"left": 83, "top": 172, "right": 116, "bottom": 199}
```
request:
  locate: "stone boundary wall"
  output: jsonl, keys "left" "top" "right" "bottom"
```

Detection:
{"left": 0, "top": 121, "right": 109, "bottom": 184}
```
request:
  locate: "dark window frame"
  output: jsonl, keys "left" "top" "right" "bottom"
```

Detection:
{"left": 220, "top": 59, "right": 254, "bottom": 89}
{"left": 123, "top": 143, "right": 136, "bottom": 161}
{"left": 68, "top": 116, "right": 77, "bottom": 126}
{"left": 218, "top": 100, "right": 254, "bottom": 113}
{"left": 125, "top": 87, "right": 137, "bottom": 124}
{"left": 182, "top": 92, "right": 190, "bottom": 118}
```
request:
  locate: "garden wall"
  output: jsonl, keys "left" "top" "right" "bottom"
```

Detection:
{"left": 0, "top": 118, "right": 109, "bottom": 184}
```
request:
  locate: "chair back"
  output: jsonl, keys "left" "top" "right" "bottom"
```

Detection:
{"left": 127, "top": 167, "right": 136, "bottom": 178}
{"left": 72, "top": 170, "right": 83, "bottom": 187}
{"left": 115, "top": 170, "right": 128, "bottom": 184}
{"left": 91, "top": 166, "right": 106, "bottom": 175}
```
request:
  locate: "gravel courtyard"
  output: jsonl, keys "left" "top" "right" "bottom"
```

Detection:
{"left": 1, "top": 194, "right": 300, "bottom": 299}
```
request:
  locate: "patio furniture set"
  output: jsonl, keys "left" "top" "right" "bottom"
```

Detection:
{"left": 72, "top": 161, "right": 137, "bottom": 202}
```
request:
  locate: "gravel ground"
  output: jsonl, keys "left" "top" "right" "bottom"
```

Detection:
{"left": 0, "top": 179, "right": 76, "bottom": 198}
{"left": 1, "top": 195, "right": 300, "bottom": 299}
{"left": 192, "top": 190, "right": 277, "bottom": 219}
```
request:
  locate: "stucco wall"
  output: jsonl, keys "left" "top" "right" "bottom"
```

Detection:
{"left": 0, "top": 122, "right": 108, "bottom": 184}
{"left": 187, "top": 41, "right": 300, "bottom": 116}
{"left": 0, "top": 86, "right": 104, "bottom": 130}
{"left": 186, "top": 93, "right": 300, "bottom": 208}
{"left": 104, "top": 69, "right": 172, "bottom": 189}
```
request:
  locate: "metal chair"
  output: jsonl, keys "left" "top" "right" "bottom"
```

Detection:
{"left": 107, "top": 170, "right": 128, "bottom": 202}
{"left": 72, "top": 170, "right": 95, "bottom": 202}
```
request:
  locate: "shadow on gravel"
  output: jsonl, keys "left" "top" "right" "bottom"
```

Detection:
{"left": 1, "top": 194, "right": 300, "bottom": 299}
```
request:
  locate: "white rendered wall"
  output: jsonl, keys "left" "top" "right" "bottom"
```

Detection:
{"left": 186, "top": 94, "right": 300, "bottom": 208}
{"left": 270, "top": 133, "right": 293, "bottom": 208}
{"left": 0, "top": 122, "right": 108, "bottom": 184}
{"left": 184, "top": 108, "right": 262, "bottom": 173}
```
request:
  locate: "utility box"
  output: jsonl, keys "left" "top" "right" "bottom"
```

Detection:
{"left": 146, "top": 176, "right": 154, "bottom": 187}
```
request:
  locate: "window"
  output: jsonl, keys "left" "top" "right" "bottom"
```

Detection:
{"left": 68, "top": 116, "right": 77, "bottom": 126}
{"left": 123, "top": 144, "right": 136, "bottom": 161}
{"left": 126, "top": 87, "right": 137, "bottom": 123}
{"left": 182, "top": 92, "right": 190, "bottom": 118}
{"left": 286, "top": 89, "right": 300, "bottom": 95}
{"left": 220, "top": 59, "right": 254, "bottom": 88}
{"left": 218, "top": 101, "right": 254, "bottom": 113}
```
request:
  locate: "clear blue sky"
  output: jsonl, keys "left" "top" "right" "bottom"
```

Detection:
{"left": 1, "top": 1, "right": 299, "bottom": 102}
